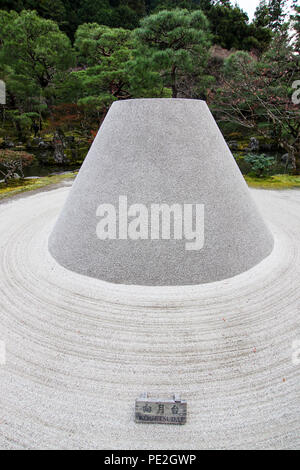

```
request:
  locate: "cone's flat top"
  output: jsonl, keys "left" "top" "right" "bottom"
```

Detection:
{"left": 49, "top": 99, "right": 274, "bottom": 286}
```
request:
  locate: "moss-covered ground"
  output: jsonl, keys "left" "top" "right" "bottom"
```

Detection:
{"left": 1, "top": 173, "right": 299, "bottom": 202}
{"left": 0, "top": 172, "right": 78, "bottom": 201}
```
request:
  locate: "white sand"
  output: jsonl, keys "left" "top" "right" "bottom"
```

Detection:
{"left": 49, "top": 99, "right": 274, "bottom": 285}
{"left": 0, "top": 187, "right": 299, "bottom": 449}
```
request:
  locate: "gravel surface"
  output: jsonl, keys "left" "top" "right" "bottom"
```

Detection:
{"left": 0, "top": 187, "right": 299, "bottom": 449}
{"left": 49, "top": 99, "right": 273, "bottom": 285}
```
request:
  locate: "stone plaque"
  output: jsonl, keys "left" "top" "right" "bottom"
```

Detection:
{"left": 135, "top": 393, "right": 187, "bottom": 425}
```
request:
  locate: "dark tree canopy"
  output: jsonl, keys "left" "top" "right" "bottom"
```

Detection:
{"left": 0, "top": 0, "right": 273, "bottom": 52}
{"left": 0, "top": 0, "right": 147, "bottom": 37}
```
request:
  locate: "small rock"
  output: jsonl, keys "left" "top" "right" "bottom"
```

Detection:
{"left": 249, "top": 137, "right": 259, "bottom": 152}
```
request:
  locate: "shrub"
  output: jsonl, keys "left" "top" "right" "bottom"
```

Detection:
{"left": 244, "top": 153, "right": 276, "bottom": 177}
{"left": 0, "top": 150, "right": 34, "bottom": 184}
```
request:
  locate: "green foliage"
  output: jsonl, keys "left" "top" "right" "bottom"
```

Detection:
{"left": 75, "top": 22, "right": 133, "bottom": 66}
{"left": 9, "top": 111, "right": 39, "bottom": 136}
{"left": 254, "top": 1, "right": 290, "bottom": 34}
{"left": 254, "top": 0, "right": 270, "bottom": 28}
{"left": 0, "top": 0, "right": 274, "bottom": 53}
{"left": 223, "top": 50, "right": 254, "bottom": 78}
{"left": 244, "top": 153, "right": 276, "bottom": 177}
{"left": 76, "top": 0, "right": 145, "bottom": 31}
{"left": 0, "top": 10, "right": 74, "bottom": 90}
{"left": 291, "top": 0, "right": 300, "bottom": 49}
{"left": 245, "top": 174, "right": 300, "bottom": 189}
{"left": 268, "top": 0, "right": 289, "bottom": 30}
{"left": 0, "top": 9, "right": 75, "bottom": 125}
{"left": 0, "top": 148, "right": 34, "bottom": 182}
{"left": 133, "top": 9, "right": 211, "bottom": 97}
{"left": 206, "top": 2, "right": 272, "bottom": 52}
{"left": 0, "top": 3, "right": 298, "bottom": 176}
{"left": 212, "top": 30, "right": 300, "bottom": 172}
{"left": 151, "top": 0, "right": 199, "bottom": 12}
{"left": 0, "top": 170, "right": 78, "bottom": 199}
{"left": 0, "top": 10, "right": 76, "bottom": 141}
{"left": 0, "top": 0, "right": 146, "bottom": 37}
{"left": 73, "top": 23, "right": 135, "bottom": 110}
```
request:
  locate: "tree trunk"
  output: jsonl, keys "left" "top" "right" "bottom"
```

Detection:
{"left": 294, "top": 152, "right": 300, "bottom": 175}
{"left": 52, "top": 129, "right": 67, "bottom": 164}
{"left": 15, "top": 119, "right": 23, "bottom": 142}
{"left": 288, "top": 140, "right": 300, "bottom": 175}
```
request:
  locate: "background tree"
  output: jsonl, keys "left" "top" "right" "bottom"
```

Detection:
{"left": 0, "top": 149, "right": 34, "bottom": 183}
{"left": 0, "top": 1, "right": 298, "bottom": 177}
{"left": 207, "top": 2, "right": 271, "bottom": 51}
{"left": 0, "top": 0, "right": 75, "bottom": 35}
{"left": 244, "top": 153, "right": 276, "bottom": 177}
{"left": 254, "top": 0, "right": 289, "bottom": 31}
{"left": 291, "top": 0, "right": 300, "bottom": 48}
{"left": 0, "top": 10, "right": 75, "bottom": 139}
{"left": 72, "top": 24, "right": 134, "bottom": 117}
{"left": 0, "top": 0, "right": 274, "bottom": 53}
{"left": 254, "top": 0, "right": 270, "bottom": 27}
{"left": 150, "top": 0, "right": 200, "bottom": 12}
{"left": 133, "top": 8, "right": 211, "bottom": 98}
{"left": 0, "top": 10, "right": 74, "bottom": 98}
{"left": 268, "top": 0, "right": 289, "bottom": 30}
{"left": 211, "top": 34, "right": 300, "bottom": 171}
